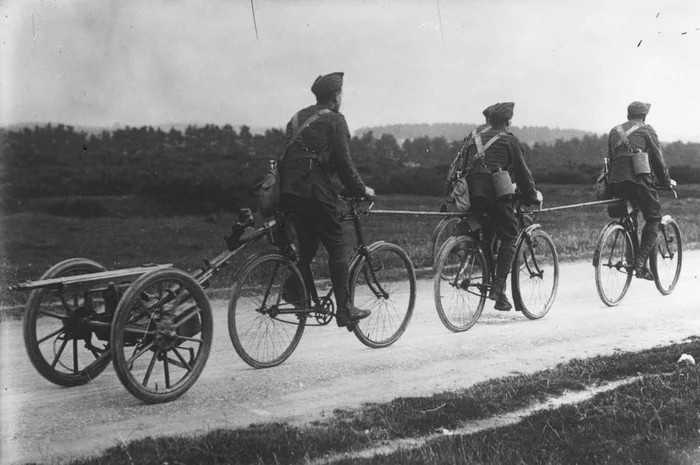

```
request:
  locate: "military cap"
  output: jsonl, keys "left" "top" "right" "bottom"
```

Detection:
{"left": 311, "top": 72, "right": 344, "bottom": 96}
{"left": 627, "top": 101, "right": 651, "bottom": 116}
{"left": 482, "top": 104, "right": 497, "bottom": 118}
{"left": 489, "top": 102, "right": 515, "bottom": 121}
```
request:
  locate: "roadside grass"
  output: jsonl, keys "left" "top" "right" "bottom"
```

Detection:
{"left": 335, "top": 371, "right": 700, "bottom": 465}
{"left": 2, "top": 184, "right": 698, "bottom": 312}
{"left": 65, "top": 338, "right": 700, "bottom": 465}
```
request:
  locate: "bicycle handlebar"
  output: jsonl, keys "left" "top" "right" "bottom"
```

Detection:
{"left": 338, "top": 195, "right": 375, "bottom": 214}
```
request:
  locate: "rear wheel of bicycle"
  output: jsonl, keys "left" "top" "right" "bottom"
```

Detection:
{"left": 650, "top": 218, "right": 682, "bottom": 295}
{"left": 595, "top": 223, "right": 633, "bottom": 306}
{"left": 434, "top": 235, "right": 488, "bottom": 332}
{"left": 23, "top": 258, "right": 112, "bottom": 387}
{"left": 512, "top": 229, "right": 559, "bottom": 319}
{"left": 110, "top": 268, "right": 213, "bottom": 403}
{"left": 350, "top": 242, "right": 416, "bottom": 348}
{"left": 228, "top": 252, "right": 307, "bottom": 368}
{"left": 431, "top": 217, "right": 460, "bottom": 267}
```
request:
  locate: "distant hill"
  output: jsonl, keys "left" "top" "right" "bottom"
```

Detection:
{"left": 354, "top": 123, "right": 597, "bottom": 146}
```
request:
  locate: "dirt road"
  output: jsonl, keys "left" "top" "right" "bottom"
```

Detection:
{"left": 2, "top": 252, "right": 698, "bottom": 464}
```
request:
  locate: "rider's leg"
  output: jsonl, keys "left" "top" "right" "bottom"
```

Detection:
{"left": 634, "top": 181, "right": 662, "bottom": 280}
{"left": 280, "top": 194, "right": 320, "bottom": 304}
{"left": 289, "top": 214, "right": 321, "bottom": 302}
{"left": 488, "top": 200, "right": 519, "bottom": 311}
{"left": 299, "top": 200, "right": 370, "bottom": 327}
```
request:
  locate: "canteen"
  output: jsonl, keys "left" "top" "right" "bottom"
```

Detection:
{"left": 492, "top": 168, "right": 515, "bottom": 199}
{"left": 631, "top": 150, "right": 651, "bottom": 175}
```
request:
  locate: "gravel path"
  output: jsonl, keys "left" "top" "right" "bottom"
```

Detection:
{"left": 2, "top": 251, "right": 698, "bottom": 464}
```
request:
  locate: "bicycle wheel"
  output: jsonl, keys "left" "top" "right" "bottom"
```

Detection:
{"left": 23, "top": 258, "right": 112, "bottom": 387}
{"left": 650, "top": 218, "right": 682, "bottom": 295}
{"left": 594, "top": 223, "right": 633, "bottom": 306}
{"left": 110, "top": 268, "right": 213, "bottom": 403}
{"left": 433, "top": 235, "right": 488, "bottom": 332}
{"left": 431, "top": 217, "right": 460, "bottom": 266}
{"left": 512, "top": 229, "right": 559, "bottom": 319}
{"left": 228, "top": 252, "right": 307, "bottom": 368}
{"left": 350, "top": 242, "right": 416, "bottom": 348}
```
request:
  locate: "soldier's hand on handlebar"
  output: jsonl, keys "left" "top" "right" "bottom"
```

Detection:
{"left": 669, "top": 179, "right": 677, "bottom": 189}
{"left": 522, "top": 190, "right": 543, "bottom": 206}
{"left": 364, "top": 186, "right": 376, "bottom": 200}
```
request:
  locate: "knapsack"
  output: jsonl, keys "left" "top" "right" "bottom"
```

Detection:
{"left": 255, "top": 109, "right": 332, "bottom": 217}
{"left": 446, "top": 127, "right": 506, "bottom": 212}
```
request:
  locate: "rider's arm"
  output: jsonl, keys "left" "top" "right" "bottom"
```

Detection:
{"left": 329, "top": 114, "right": 367, "bottom": 197}
{"left": 644, "top": 126, "right": 671, "bottom": 187}
{"left": 510, "top": 137, "right": 537, "bottom": 202}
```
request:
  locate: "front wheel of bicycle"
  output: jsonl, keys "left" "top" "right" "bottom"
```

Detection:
{"left": 650, "top": 218, "right": 682, "bottom": 295}
{"left": 228, "top": 252, "right": 307, "bottom": 368}
{"left": 511, "top": 228, "right": 559, "bottom": 319}
{"left": 594, "top": 223, "right": 633, "bottom": 307}
{"left": 433, "top": 235, "right": 488, "bottom": 332}
{"left": 349, "top": 242, "right": 416, "bottom": 348}
{"left": 431, "top": 217, "right": 460, "bottom": 267}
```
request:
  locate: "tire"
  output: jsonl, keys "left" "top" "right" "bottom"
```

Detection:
{"left": 228, "top": 252, "right": 307, "bottom": 368}
{"left": 23, "top": 258, "right": 112, "bottom": 387}
{"left": 350, "top": 242, "right": 416, "bottom": 348}
{"left": 431, "top": 217, "right": 460, "bottom": 267}
{"left": 433, "top": 235, "right": 488, "bottom": 332}
{"left": 650, "top": 218, "right": 682, "bottom": 295}
{"left": 511, "top": 229, "right": 559, "bottom": 320}
{"left": 594, "top": 223, "right": 633, "bottom": 306}
{"left": 110, "top": 268, "right": 213, "bottom": 403}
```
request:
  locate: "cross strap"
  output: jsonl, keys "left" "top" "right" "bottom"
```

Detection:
{"left": 281, "top": 109, "right": 333, "bottom": 159}
{"left": 614, "top": 123, "right": 641, "bottom": 152}
{"left": 465, "top": 128, "right": 507, "bottom": 173}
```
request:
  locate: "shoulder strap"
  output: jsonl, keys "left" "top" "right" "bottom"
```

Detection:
{"left": 465, "top": 130, "right": 506, "bottom": 173}
{"left": 614, "top": 123, "right": 641, "bottom": 152}
{"left": 284, "top": 109, "right": 332, "bottom": 154}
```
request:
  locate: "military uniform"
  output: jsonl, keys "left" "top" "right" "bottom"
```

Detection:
{"left": 607, "top": 101, "right": 671, "bottom": 278}
{"left": 278, "top": 72, "right": 369, "bottom": 326}
{"left": 463, "top": 102, "right": 538, "bottom": 310}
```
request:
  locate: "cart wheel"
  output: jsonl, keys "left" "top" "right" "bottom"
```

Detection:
{"left": 23, "top": 258, "right": 112, "bottom": 387}
{"left": 110, "top": 268, "right": 213, "bottom": 403}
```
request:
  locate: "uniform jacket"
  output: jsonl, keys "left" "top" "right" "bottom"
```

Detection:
{"left": 279, "top": 104, "right": 366, "bottom": 209}
{"left": 607, "top": 120, "right": 670, "bottom": 186}
{"left": 463, "top": 126, "right": 537, "bottom": 202}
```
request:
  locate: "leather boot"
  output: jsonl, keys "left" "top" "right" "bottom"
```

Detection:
{"left": 336, "top": 305, "right": 371, "bottom": 330}
{"left": 634, "top": 220, "right": 660, "bottom": 281}
{"left": 488, "top": 278, "right": 512, "bottom": 311}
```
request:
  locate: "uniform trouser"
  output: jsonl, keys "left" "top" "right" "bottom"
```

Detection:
{"left": 473, "top": 198, "right": 519, "bottom": 290}
{"left": 611, "top": 180, "right": 662, "bottom": 268}
{"left": 279, "top": 194, "right": 351, "bottom": 311}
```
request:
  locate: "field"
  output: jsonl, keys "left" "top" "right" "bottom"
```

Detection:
{"left": 2, "top": 183, "right": 699, "bottom": 310}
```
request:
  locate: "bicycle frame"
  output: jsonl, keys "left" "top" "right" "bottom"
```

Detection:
{"left": 592, "top": 202, "right": 639, "bottom": 270}
{"left": 224, "top": 199, "right": 390, "bottom": 326}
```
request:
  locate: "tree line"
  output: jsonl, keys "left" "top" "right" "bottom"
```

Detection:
{"left": 1, "top": 124, "right": 698, "bottom": 215}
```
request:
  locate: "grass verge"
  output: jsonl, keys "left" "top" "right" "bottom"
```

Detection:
{"left": 65, "top": 337, "right": 700, "bottom": 465}
{"left": 3, "top": 184, "right": 698, "bottom": 312}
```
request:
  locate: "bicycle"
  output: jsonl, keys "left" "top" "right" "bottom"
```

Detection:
{"left": 430, "top": 215, "right": 460, "bottom": 266}
{"left": 228, "top": 196, "right": 417, "bottom": 368}
{"left": 433, "top": 194, "right": 559, "bottom": 332}
{"left": 592, "top": 185, "right": 681, "bottom": 306}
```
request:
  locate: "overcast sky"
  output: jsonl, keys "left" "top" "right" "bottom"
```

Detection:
{"left": 1, "top": 0, "right": 699, "bottom": 141}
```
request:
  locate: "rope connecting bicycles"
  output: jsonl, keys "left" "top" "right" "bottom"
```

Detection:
{"left": 592, "top": 185, "right": 682, "bottom": 306}
{"left": 227, "top": 196, "right": 416, "bottom": 368}
{"left": 432, "top": 194, "right": 559, "bottom": 332}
